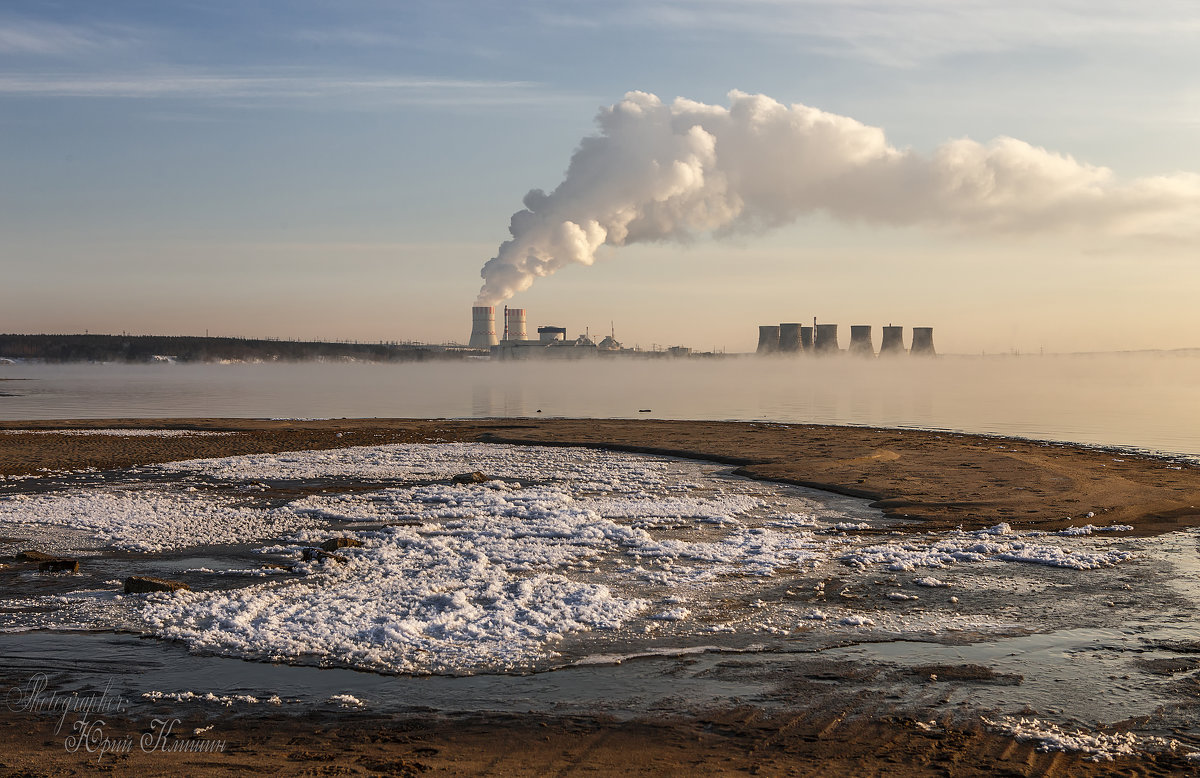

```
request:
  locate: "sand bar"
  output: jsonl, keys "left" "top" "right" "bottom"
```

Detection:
{"left": 2, "top": 417, "right": 1199, "bottom": 535}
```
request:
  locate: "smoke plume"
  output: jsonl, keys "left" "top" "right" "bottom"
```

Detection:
{"left": 477, "top": 90, "right": 1200, "bottom": 304}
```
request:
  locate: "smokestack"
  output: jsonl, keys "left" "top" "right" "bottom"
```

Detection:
{"left": 848, "top": 325, "right": 874, "bottom": 357}
{"left": 800, "top": 326, "right": 814, "bottom": 351}
{"left": 469, "top": 306, "right": 498, "bottom": 348}
{"left": 756, "top": 325, "right": 780, "bottom": 354}
{"left": 504, "top": 308, "right": 528, "bottom": 341}
{"left": 879, "top": 325, "right": 905, "bottom": 355}
{"left": 813, "top": 324, "right": 839, "bottom": 354}
{"left": 911, "top": 327, "right": 936, "bottom": 356}
{"left": 778, "top": 323, "right": 802, "bottom": 353}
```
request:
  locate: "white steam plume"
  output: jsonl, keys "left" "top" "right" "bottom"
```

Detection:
{"left": 477, "top": 90, "right": 1200, "bottom": 304}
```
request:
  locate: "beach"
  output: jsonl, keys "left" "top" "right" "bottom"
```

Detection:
{"left": 2, "top": 419, "right": 1199, "bottom": 775}
{"left": 4, "top": 417, "right": 1199, "bottom": 535}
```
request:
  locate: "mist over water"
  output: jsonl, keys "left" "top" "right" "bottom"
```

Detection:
{"left": 3, "top": 353, "right": 1199, "bottom": 455}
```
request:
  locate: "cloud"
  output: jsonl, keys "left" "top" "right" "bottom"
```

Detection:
{"left": 0, "top": 17, "right": 140, "bottom": 57}
{"left": 536, "top": 1, "right": 1200, "bottom": 67}
{"left": 0, "top": 70, "right": 579, "bottom": 107}
{"left": 476, "top": 90, "right": 1200, "bottom": 303}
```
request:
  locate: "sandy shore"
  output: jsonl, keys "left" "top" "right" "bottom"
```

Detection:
{"left": 3, "top": 417, "right": 1199, "bottom": 535}
{"left": 3, "top": 417, "right": 1200, "bottom": 775}
{"left": 2, "top": 704, "right": 1192, "bottom": 777}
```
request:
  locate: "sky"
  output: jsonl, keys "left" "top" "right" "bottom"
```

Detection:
{"left": 1, "top": 1, "right": 1198, "bottom": 354}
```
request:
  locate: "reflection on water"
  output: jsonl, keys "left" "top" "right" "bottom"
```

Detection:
{"left": 2, "top": 352, "right": 1200, "bottom": 456}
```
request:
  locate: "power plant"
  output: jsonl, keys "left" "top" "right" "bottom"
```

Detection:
{"left": 755, "top": 320, "right": 937, "bottom": 357}
{"left": 472, "top": 307, "right": 698, "bottom": 359}
{"left": 471, "top": 306, "right": 938, "bottom": 359}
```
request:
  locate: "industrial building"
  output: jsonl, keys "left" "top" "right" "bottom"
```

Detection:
{"left": 474, "top": 307, "right": 629, "bottom": 359}
{"left": 755, "top": 321, "right": 937, "bottom": 357}
{"left": 470, "top": 306, "right": 697, "bottom": 359}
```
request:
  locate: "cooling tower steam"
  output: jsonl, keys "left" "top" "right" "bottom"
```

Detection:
{"left": 476, "top": 90, "right": 1200, "bottom": 304}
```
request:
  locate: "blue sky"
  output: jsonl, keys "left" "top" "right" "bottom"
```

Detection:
{"left": 2, "top": 1, "right": 1198, "bottom": 352}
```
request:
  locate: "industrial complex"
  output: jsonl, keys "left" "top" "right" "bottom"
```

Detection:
{"left": 757, "top": 322, "right": 936, "bottom": 356}
{"left": 469, "top": 306, "right": 677, "bottom": 359}
{"left": 468, "top": 306, "right": 935, "bottom": 358}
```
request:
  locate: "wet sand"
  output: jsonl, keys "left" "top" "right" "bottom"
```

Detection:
{"left": 2, "top": 705, "right": 1193, "bottom": 777}
{"left": 3, "top": 417, "right": 1200, "bottom": 775}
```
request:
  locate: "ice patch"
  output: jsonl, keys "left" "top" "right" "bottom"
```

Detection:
{"left": 842, "top": 525, "right": 1134, "bottom": 572}
{"left": 0, "top": 441, "right": 1150, "bottom": 677}
{"left": 839, "top": 615, "right": 875, "bottom": 627}
{"left": 0, "top": 490, "right": 315, "bottom": 552}
{"left": 1056, "top": 524, "right": 1135, "bottom": 536}
{"left": 142, "top": 690, "right": 281, "bottom": 706}
{"left": 141, "top": 524, "right": 651, "bottom": 675}
{"left": 982, "top": 716, "right": 1180, "bottom": 761}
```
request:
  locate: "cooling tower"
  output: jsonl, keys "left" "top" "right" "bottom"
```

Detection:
{"left": 756, "top": 325, "right": 780, "bottom": 354}
{"left": 469, "top": 306, "right": 498, "bottom": 348}
{"left": 879, "top": 326, "right": 904, "bottom": 355}
{"left": 848, "top": 325, "right": 874, "bottom": 357}
{"left": 813, "top": 324, "right": 839, "bottom": 354}
{"left": 800, "top": 326, "right": 814, "bottom": 351}
{"left": 504, "top": 307, "right": 527, "bottom": 340}
{"left": 911, "top": 327, "right": 936, "bottom": 356}
{"left": 778, "top": 323, "right": 802, "bottom": 353}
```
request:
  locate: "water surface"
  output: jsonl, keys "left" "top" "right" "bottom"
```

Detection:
{"left": 2, "top": 353, "right": 1199, "bottom": 456}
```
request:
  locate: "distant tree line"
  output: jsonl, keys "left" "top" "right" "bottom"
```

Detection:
{"left": 0, "top": 334, "right": 483, "bottom": 363}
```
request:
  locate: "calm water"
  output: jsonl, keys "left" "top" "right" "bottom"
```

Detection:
{"left": 2, "top": 352, "right": 1199, "bottom": 456}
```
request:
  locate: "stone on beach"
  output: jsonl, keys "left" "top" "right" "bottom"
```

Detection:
{"left": 124, "top": 576, "right": 191, "bottom": 594}
{"left": 16, "top": 550, "right": 60, "bottom": 562}
{"left": 16, "top": 550, "right": 79, "bottom": 573}
{"left": 38, "top": 558, "right": 79, "bottom": 573}
{"left": 320, "top": 537, "right": 363, "bottom": 552}
{"left": 302, "top": 547, "right": 348, "bottom": 564}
